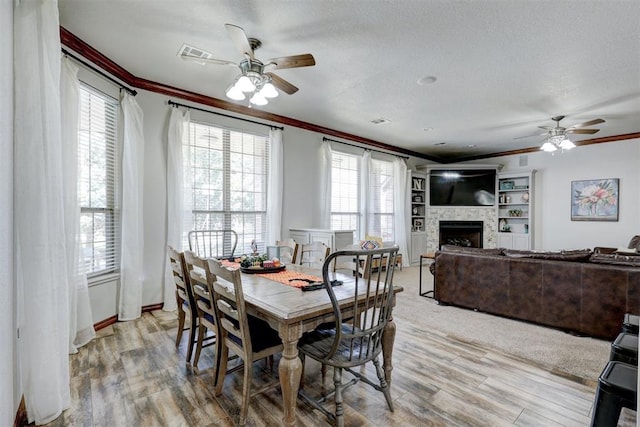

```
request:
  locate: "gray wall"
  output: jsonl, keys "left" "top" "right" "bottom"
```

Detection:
{"left": 134, "top": 87, "right": 640, "bottom": 311}
{"left": 491, "top": 140, "right": 639, "bottom": 250}
{"left": 4, "top": 37, "right": 638, "bottom": 420}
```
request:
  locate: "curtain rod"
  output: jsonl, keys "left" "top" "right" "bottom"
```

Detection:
{"left": 323, "top": 137, "right": 409, "bottom": 159}
{"left": 168, "top": 100, "right": 284, "bottom": 130}
{"left": 61, "top": 48, "right": 137, "bottom": 96}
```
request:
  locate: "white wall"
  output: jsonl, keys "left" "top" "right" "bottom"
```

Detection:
{"left": 87, "top": 77, "right": 640, "bottom": 322}
{"left": 134, "top": 91, "right": 330, "bottom": 307}
{"left": 492, "top": 139, "right": 640, "bottom": 250}
{"left": 1, "top": 1, "right": 16, "bottom": 424}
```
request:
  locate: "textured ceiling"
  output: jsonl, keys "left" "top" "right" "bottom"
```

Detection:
{"left": 58, "top": 0, "right": 640, "bottom": 161}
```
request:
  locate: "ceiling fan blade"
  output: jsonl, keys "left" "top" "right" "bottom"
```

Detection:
{"left": 266, "top": 54, "right": 316, "bottom": 70}
{"left": 514, "top": 132, "right": 546, "bottom": 140}
{"left": 566, "top": 118, "right": 605, "bottom": 129}
{"left": 265, "top": 72, "right": 298, "bottom": 94}
{"left": 181, "top": 53, "right": 237, "bottom": 67}
{"left": 225, "top": 23, "right": 254, "bottom": 59}
{"left": 537, "top": 126, "right": 554, "bottom": 130}
{"left": 567, "top": 128, "right": 600, "bottom": 135}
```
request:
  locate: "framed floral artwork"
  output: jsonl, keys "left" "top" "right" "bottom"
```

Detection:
{"left": 571, "top": 178, "right": 619, "bottom": 221}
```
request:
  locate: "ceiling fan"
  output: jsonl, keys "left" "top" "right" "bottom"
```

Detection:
{"left": 515, "top": 115, "right": 605, "bottom": 152}
{"left": 179, "top": 23, "right": 316, "bottom": 105}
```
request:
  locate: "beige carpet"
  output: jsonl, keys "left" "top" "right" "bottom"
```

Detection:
{"left": 392, "top": 265, "right": 611, "bottom": 385}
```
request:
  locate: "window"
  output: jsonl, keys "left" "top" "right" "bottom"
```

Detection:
{"left": 329, "top": 151, "right": 395, "bottom": 242}
{"left": 330, "top": 152, "right": 360, "bottom": 234}
{"left": 368, "top": 159, "right": 395, "bottom": 241}
{"left": 78, "top": 84, "right": 119, "bottom": 276}
{"left": 187, "top": 122, "right": 269, "bottom": 254}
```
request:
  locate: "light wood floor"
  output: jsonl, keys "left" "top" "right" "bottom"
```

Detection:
{"left": 39, "top": 307, "right": 636, "bottom": 427}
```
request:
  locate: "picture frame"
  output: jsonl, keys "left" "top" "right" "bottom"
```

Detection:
{"left": 571, "top": 178, "right": 619, "bottom": 221}
{"left": 412, "top": 195, "right": 423, "bottom": 203}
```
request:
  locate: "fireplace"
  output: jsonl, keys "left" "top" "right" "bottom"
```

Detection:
{"left": 439, "top": 220, "right": 483, "bottom": 248}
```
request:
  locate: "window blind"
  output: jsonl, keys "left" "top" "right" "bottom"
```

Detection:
{"left": 78, "top": 84, "right": 119, "bottom": 276}
{"left": 330, "top": 151, "right": 361, "bottom": 236}
{"left": 187, "top": 122, "right": 269, "bottom": 254}
{"left": 368, "top": 159, "right": 395, "bottom": 241}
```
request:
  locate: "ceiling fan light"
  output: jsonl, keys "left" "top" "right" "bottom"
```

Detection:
{"left": 559, "top": 137, "right": 576, "bottom": 150}
{"left": 260, "top": 82, "right": 279, "bottom": 98}
{"left": 541, "top": 141, "right": 558, "bottom": 152}
{"left": 250, "top": 92, "right": 268, "bottom": 106}
{"left": 225, "top": 85, "right": 246, "bottom": 101}
{"left": 235, "top": 75, "right": 256, "bottom": 92}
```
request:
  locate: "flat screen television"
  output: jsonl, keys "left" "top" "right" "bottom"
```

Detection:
{"left": 428, "top": 169, "right": 496, "bottom": 206}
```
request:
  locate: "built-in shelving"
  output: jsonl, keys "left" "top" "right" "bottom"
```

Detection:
{"left": 410, "top": 173, "right": 427, "bottom": 263}
{"left": 497, "top": 171, "right": 535, "bottom": 249}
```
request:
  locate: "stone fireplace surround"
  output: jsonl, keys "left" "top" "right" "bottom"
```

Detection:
{"left": 426, "top": 207, "right": 497, "bottom": 253}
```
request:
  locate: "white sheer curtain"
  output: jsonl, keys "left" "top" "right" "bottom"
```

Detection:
{"left": 1, "top": 1, "right": 13, "bottom": 425}
{"left": 119, "top": 92, "right": 145, "bottom": 321}
{"left": 266, "top": 128, "right": 283, "bottom": 245}
{"left": 164, "top": 106, "right": 191, "bottom": 311}
{"left": 14, "top": 0, "right": 71, "bottom": 423}
{"left": 60, "top": 56, "right": 95, "bottom": 350}
{"left": 359, "top": 151, "right": 371, "bottom": 241}
{"left": 393, "top": 158, "right": 410, "bottom": 266}
{"left": 319, "top": 140, "right": 333, "bottom": 229}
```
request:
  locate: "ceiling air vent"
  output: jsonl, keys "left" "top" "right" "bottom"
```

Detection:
{"left": 177, "top": 44, "right": 213, "bottom": 63}
{"left": 370, "top": 118, "right": 391, "bottom": 125}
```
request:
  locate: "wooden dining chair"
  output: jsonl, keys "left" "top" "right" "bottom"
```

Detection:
{"left": 208, "top": 258, "right": 283, "bottom": 426}
{"left": 188, "top": 229, "right": 238, "bottom": 259}
{"left": 275, "top": 238, "right": 299, "bottom": 264}
{"left": 182, "top": 250, "right": 218, "bottom": 374}
{"left": 298, "top": 241, "right": 330, "bottom": 269}
{"left": 167, "top": 245, "right": 198, "bottom": 365}
{"left": 297, "top": 246, "right": 399, "bottom": 427}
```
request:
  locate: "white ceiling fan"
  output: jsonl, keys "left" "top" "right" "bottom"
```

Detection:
{"left": 179, "top": 23, "right": 316, "bottom": 105}
{"left": 515, "top": 115, "right": 605, "bottom": 152}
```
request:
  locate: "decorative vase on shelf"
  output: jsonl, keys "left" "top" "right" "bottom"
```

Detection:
{"left": 499, "top": 219, "right": 508, "bottom": 232}
{"left": 522, "top": 192, "right": 529, "bottom": 202}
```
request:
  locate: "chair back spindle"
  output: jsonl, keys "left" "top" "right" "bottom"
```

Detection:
{"left": 188, "top": 229, "right": 238, "bottom": 259}
{"left": 167, "top": 245, "right": 198, "bottom": 365}
{"left": 297, "top": 246, "right": 399, "bottom": 426}
{"left": 299, "top": 241, "right": 330, "bottom": 269}
{"left": 182, "top": 250, "right": 218, "bottom": 373}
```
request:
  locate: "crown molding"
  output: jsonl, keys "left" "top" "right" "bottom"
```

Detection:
{"left": 59, "top": 26, "right": 439, "bottom": 162}
{"left": 60, "top": 27, "right": 638, "bottom": 164}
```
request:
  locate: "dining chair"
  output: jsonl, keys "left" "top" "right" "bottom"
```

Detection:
{"left": 167, "top": 245, "right": 198, "bottom": 365}
{"left": 188, "top": 229, "right": 238, "bottom": 259}
{"left": 298, "top": 241, "right": 330, "bottom": 269}
{"left": 182, "top": 250, "right": 218, "bottom": 374}
{"left": 275, "top": 238, "right": 299, "bottom": 264}
{"left": 208, "top": 258, "right": 283, "bottom": 426}
{"left": 297, "top": 246, "right": 399, "bottom": 427}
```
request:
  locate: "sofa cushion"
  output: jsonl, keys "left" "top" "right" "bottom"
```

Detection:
{"left": 503, "top": 249, "right": 592, "bottom": 262}
{"left": 440, "top": 245, "right": 505, "bottom": 256}
{"left": 589, "top": 253, "right": 640, "bottom": 267}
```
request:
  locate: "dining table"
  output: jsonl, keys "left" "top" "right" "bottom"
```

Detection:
{"left": 236, "top": 262, "right": 404, "bottom": 427}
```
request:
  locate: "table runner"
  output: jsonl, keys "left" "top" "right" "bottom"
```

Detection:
{"left": 220, "top": 259, "right": 322, "bottom": 288}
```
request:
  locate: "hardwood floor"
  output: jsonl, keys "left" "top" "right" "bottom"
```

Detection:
{"left": 40, "top": 308, "right": 636, "bottom": 426}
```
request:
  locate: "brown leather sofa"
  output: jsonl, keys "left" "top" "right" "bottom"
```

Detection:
{"left": 433, "top": 246, "right": 640, "bottom": 340}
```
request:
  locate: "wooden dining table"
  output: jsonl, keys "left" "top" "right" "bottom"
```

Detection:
{"left": 237, "top": 263, "right": 404, "bottom": 427}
